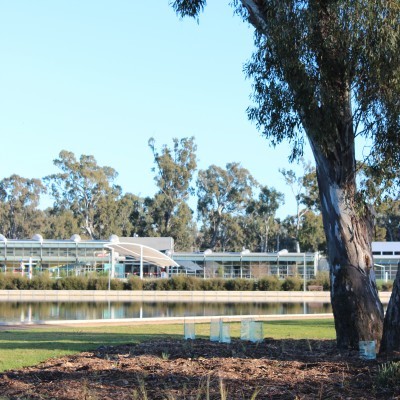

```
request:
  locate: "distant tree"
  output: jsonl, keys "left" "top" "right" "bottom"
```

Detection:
{"left": 299, "top": 211, "right": 326, "bottom": 253}
{"left": 197, "top": 162, "right": 257, "bottom": 250}
{"left": 44, "top": 150, "right": 120, "bottom": 239}
{"left": 148, "top": 137, "right": 197, "bottom": 250}
{"left": 357, "top": 163, "right": 400, "bottom": 241}
{"left": 114, "top": 193, "right": 141, "bottom": 238}
{"left": 171, "top": 1, "right": 400, "bottom": 350}
{"left": 0, "top": 175, "right": 46, "bottom": 239}
{"left": 279, "top": 169, "right": 305, "bottom": 253}
{"left": 246, "top": 185, "right": 284, "bottom": 252}
{"left": 44, "top": 209, "right": 80, "bottom": 239}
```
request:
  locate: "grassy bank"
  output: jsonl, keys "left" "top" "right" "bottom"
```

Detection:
{"left": 0, "top": 319, "right": 335, "bottom": 372}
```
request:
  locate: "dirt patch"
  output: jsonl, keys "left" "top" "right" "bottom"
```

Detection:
{"left": 1, "top": 338, "right": 400, "bottom": 399}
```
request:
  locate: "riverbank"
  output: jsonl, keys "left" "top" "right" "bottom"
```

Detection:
{"left": 0, "top": 289, "right": 392, "bottom": 303}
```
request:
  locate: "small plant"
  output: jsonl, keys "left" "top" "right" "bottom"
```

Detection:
{"left": 376, "top": 361, "right": 400, "bottom": 387}
{"left": 161, "top": 352, "right": 170, "bottom": 360}
{"left": 219, "top": 378, "right": 228, "bottom": 400}
{"left": 250, "top": 387, "right": 261, "bottom": 400}
{"left": 135, "top": 375, "right": 148, "bottom": 400}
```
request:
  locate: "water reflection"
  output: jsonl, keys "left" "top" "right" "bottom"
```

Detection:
{"left": 0, "top": 301, "right": 333, "bottom": 323}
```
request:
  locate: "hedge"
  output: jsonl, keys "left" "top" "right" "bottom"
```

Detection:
{"left": 0, "top": 273, "right": 335, "bottom": 291}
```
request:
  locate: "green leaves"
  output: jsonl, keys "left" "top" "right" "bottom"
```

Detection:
{"left": 44, "top": 150, "right": 119, "bottom": 239}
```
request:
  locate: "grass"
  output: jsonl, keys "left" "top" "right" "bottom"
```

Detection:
{"left": 0, "top": 318, "right": 335, "bottom": 372}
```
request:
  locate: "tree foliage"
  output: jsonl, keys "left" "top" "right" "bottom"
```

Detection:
{"left": 246, "top": 185, "right": 284, "bottom": 252}
{"left": 197, "top": 162, "right": 257, "bottom": 250}
{"left": 44, "top": 150, "right": 120, "bottom": 239}
{"left": 148, "top": 137, "right": 197, "bottom": 250}
{"left": 0, "top": 175, "right": 46, "bottom": 239}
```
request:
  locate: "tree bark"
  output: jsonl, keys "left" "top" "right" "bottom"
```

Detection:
{"left": 310, "top": 138, "right": 384, "bottom": 350}
{"left": 380, "top": 263, "right": 400, "bottom": 353}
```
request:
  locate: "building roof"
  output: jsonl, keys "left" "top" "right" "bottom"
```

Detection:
{"left": 105, "top": 242, "right": 179, "bottom": 268}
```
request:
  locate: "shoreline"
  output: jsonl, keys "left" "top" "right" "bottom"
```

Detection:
{"left": 0, "top": 313, "right": 334, "bottom": 329}
{"left": 0, "top": 289, "right": 391, "bottom": 303}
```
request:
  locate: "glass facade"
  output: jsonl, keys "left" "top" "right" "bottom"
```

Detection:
{"left": 171, "top": 252, "right": 318, "bottom": 279}
{"left": 2, "top": 237, "right": 398, "bottom": 281}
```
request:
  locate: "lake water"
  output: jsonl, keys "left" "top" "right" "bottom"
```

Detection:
{"left": 0, "top": 301, "right": 332, "bottom": 323}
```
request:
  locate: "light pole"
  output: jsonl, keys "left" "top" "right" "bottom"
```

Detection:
{"left": 108, "top": 251, "right": 111, "bottom": 291}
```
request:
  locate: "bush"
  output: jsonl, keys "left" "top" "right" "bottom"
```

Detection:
{"left": 124, "top": 276, "right": 143, "bottom": 290}
{"left": 54, "top": 276, "right": 88, "bottom": 290}
{"left": 198, "top": 278, "right": 226, "bottom": 291}
{"left": 307, "top": 271, "right": 330, "bottom": 291}
{"left": 142, "top": 279, "right": 158, "bottom": 290}
{"left": 169, "top": 275, "right": 188, "bottom": 290}
{"left": 87, "top": 277, "right": 109, "bottom": 290}
{"left": 110, "top": 279, "right": 124, "bottom": 290}
{"left": 257, "top": 276, "right": 281, "bottom": 291}
{"left": 224, "top": 278, "right": 255, "bottom": 291}
{"left": 281, "top": 276, "right": 303, "bottom": 291}
{"left": 29, "top": 273, "right": 53, "bottom": 290}
{"left": 376, "top": 361, "right": 400, "bottom": 388}
{"left": 381, "top": 281, "right": 394, "bottom": 292}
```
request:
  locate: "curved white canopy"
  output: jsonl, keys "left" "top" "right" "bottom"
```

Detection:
{"left": 104, "top": 242, "right": 179, "bottom": 268}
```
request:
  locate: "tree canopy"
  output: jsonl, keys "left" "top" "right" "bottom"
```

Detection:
{"left": 44, "top": 150, "right": 120, "bottom": 239}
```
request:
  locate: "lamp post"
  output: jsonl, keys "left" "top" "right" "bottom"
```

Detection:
{"left": 108, "top": 251, "right": 111, "bottom": 291}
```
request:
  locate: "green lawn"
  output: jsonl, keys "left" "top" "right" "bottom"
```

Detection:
{"left": 0, "top": 319, "right": 335, "bottom": 372}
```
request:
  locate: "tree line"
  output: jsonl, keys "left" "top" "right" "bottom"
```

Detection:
{"left": 0, "top": 140, "right": 398, "bottom": 253}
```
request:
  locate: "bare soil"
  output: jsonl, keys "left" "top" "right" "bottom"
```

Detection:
{"left": 1, "top": 338, "right": 400, "bottom": 399}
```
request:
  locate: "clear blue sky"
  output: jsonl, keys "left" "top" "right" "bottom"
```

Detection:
{"left": 0, "top": 1, "right": 366, "bottom": 219}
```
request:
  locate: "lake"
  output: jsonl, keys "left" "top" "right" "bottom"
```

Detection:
{"left": 0, "top": 301, "right": 332, "bottom": 323}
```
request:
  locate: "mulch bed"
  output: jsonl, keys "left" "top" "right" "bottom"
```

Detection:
{"left": 1, "top": 338, "right": 400, "bottom": 399}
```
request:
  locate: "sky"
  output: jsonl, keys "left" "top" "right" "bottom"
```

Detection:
{"left": 0, "top": 1, "right": 366, "bottom": 219}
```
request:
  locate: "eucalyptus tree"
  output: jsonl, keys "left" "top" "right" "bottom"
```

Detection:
{"left": 197, "top": 162, "right": 257, "bottom": 250}
{"left": 148, "top": 137, "right": 197, "bottom": 249}
{"left": 0, "top": 174, "right": 46, "bottom": 239}
{"left": 298, "top": 211, "right": 326, "bottom": 253}
{"left": 44, "top": 150, "right": 120, "bottom": 239}
{"left": 44, "top": 209, "right": 80, "bottom": 239}
{"left": 280, "top": 162, "right": 319, "bottom": 252}
{"left": 246, "top": 185, "right": 284, "bottom": 252}
{"left": 171, "top": 1, "right": 400, "bottom": 350}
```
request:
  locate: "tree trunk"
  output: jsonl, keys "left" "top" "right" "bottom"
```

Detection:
{"left": 310, "top": 139, "right": 384, "bottom": 350}
{"left": 380, "top": 263, "right": 400, "bottom": 353}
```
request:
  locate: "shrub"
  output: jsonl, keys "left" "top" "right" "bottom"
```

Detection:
{"left": 257, "top": 276, "right": 281, "bottom": 291}
{"left": 142, "top": 279, "right": 158, "bottom": 290}
{"left": 376, "top": 361, "right": 400, "bottom": 388}
{"left": 87, "top": 277, "right": 109, "bottom": 290}
{"left": 199, "top": 278, "right": 226, "bottom": 291}
{"left": 154, "top": 278, "right": 171, "bottom": 290}
{"left": 55, "top": 276, "right": 88, "bottom": 290}
{"left": 281, "top": 276, "right": 303, "bottom": 291}
{"left": 307, "top": 271, "right": 330, "bottom": 291}
{"left": 110, "top": 279, "right": 124, "bottom": 290}
{"left": 381, "top": 281, "right": 394, "bottom": 292}
{"left": 29, "top": 273, "right": 53, "bottom": 290}
{"left": 4, "top": 275, "right": 30, "bottom": 290}
{"left": 224, "top": 278, "right": 255, "bottom": 291}
{"left": 169, "top": 275, "right": 188, "bottom": 290}
{"left": 124, "top": 276, "right": 143, "bottom": 290}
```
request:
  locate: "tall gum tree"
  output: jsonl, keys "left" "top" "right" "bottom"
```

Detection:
{"left": 44, "top": 150, "right": 120, "bottom": 240}
{"left": 171, "top": 0, "right": 400, "bottom": 350}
